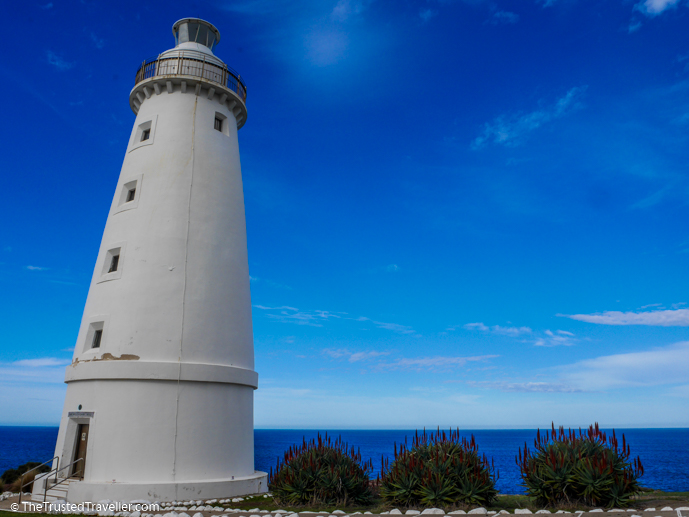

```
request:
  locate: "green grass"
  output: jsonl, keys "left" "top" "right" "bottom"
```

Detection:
{"left": 1, "top": 490, "right": 687, "bottom": 516}
{"left": 213, "top": 491, "right": 689, "bottom": 512}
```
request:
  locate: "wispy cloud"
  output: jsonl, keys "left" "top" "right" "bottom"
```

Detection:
{"left": 560, "top": 308, "right": 689, "bottom": 326}
{"left": 353, "top": 316, "right": 416, "bottom": 334}
{"left": 90, "top": 32, "right": 105, "bottom": 49}
{"left": 469, "top": 381, "right": 584, "bottom": 393}
{"left": 40, "top": 2, "right": 53, "bottom": 8}
{"left": 628, "top": 20, "right": 643, "bottom": 33}
{"left": 462, "top": 322, "right": 532, "bottom": 336}
{"left": 331, "top": 0, "right": 371, "bottom": 21}
{"left": 369, "top": 264, "right": 401, "bottom": 274}
{"left": 488, "top": 11, "right": 519, "bottom": 25}
{"left": 377, "top": 354, "right": 498, "bottom": 372}
{"left": 323, "top": 348, "right": 391, "bottom": 362}
{"left": 534, "top": 329, "right": 577, "bottom": 347}
{"left": 218, "top": 0, "right": 385, "bottom": 71}
{"left": 472, "top": 86, "right": 587, "bottom": 149}
{"left": 670, "top": 384, "right": 689, "bottom": 397}
{"left": 253, "top": 305, "right": 344, "bottom": 326}
{"left": 467, "top": 341, "right": 689, "bottom": 393}
{"left": 14, "top": 358, "right": 69, "bottom": 367}
{"left": 459, "top": 321, "right": 575, "bottom": 346}
{"left": 253, "top": 305, "right": 416, "bottom": 334}
{"left": 419, "top": 9, "right": 438, "bottom": 22}
{"left": 26, "top": 265, "right": 49, "bottom": 271}
{"left": 0, "top": 357, "right": 70, "bottom": 385}
{"left": 635, "top": 0, "right": 680, "bottom": 17}
{"left": 564, "top": 341, "right": 689, "bottom": 390}
{"left": 46, "top": 50, "right": 75, "bottom": 71}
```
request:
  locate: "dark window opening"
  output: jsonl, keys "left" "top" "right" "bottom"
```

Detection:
{"left": 126, "top": 188, "right": 136, "bottom": 202}
{"left": 214, "top": 117, "right": 223, "bottom": 132}
{"left": 141, "top": 129, "right": 151, "bottom": 141}
{"left": 108, "top": 254, "right": 120, "bottom": 273}
{"left": 92, "top": 329, "right": 103, "bottom": 349}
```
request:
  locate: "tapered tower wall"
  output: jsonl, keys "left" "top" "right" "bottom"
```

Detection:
{"left": 41, "top": 18, "right": 266, "bottom": 502}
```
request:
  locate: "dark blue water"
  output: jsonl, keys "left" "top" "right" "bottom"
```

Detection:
{"left": 2, "top": 427, "right": 688, "bottom": 494}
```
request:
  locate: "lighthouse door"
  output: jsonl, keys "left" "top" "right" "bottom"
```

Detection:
{"left": 72, "top": 424, "right": 89, "bottom": 478}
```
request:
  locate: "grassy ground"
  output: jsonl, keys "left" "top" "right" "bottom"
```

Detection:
{"left": 211, "top": 491, "right": 689, "bottom": 513}
{"left": 0, "top": 491, "right": 687, "bottom": 516}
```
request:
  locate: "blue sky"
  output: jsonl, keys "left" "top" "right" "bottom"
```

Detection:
{"left": 2, "top": 0, "right": 688, "bottom": 428}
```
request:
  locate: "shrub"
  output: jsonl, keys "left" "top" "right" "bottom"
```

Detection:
{"left": 269, "top": 434, "right": 374, "bottom": 506}
{"left": 379, "top": 429, "right": 498, "bottom": 508}
{"left": 1, "top": 462, "right": 51, "bottom": 493}
{"left": 517, "top": 423, "right": 644, "bottom": 508}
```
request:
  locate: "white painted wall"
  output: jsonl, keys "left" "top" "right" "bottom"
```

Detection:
{"left": 47, "top": 19, "right": 266, "bottom": 502}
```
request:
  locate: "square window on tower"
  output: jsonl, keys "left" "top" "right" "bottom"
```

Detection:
{"left": 130, "top": 116, "right": 157, "bottom": 152}
{"left": 214, "top": 112, "right": 228, "bottom": 135}
{"left": 92, "top": 329, "right": 103, "bottom": 348}
{"left": 98, "top": 244, "right": 125, "bottom": 283}
{"left": 83, "top": 320, "right": 106, "bottom": 352}
{"left": 126, "top": 187, "right": 136, "bottom": 202}
{"left": 108, "top": 253, "right": 120, "bottom": 273}
{"left": 114, "top": 177, "right": 142, "bottom": 214}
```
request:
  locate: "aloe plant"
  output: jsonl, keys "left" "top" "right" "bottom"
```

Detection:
{"left": 516, "top": 423, "right": 644, "bottom": 508}
{"left": 269, "top": 433, "right": 374, "bottom": 506}
{"left": 380, "top": 428, "right": 498, "bottom": 507}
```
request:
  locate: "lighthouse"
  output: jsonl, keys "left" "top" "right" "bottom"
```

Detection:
{"left": 40, "top": 18, "right": 266, "bottom": 502}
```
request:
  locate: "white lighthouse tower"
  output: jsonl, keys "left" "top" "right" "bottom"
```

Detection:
{"left": 42, "top": 18, "right": 266, "bottom": 502}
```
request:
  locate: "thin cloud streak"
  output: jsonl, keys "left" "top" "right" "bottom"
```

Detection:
{"left": 90, "top": 32, "right": 105, "bottom": 49}
{"left": 254, "top": 305, "right": 416, "bottom": 334}
{"left": 419, "top": 9, "right": 438, "bottom": 22}
{"left": 472, "top": 86, "right": 587, "bottom": 149}
{"left": 0, "top": 357, "right": 71, "bottom": 385}
{"left": 354, "top": 316, "right": 416, "bottom": 334}
{"left": 376, "top": 354, "right": 498, "bottom": 372}
{"left": 462, "top": 322, "right": 532, "bottom": 336}
{"left": 564, "top": 341, "right": 689, "bottom": 390}
{"left": 46, "top": 50, "right": 75, "bottom": 70}
{"left": 534, "top": 330, "right": 577, "bottom": 347}
{"left": 635, "top": 0, "right": 680, "bottom": 16}
{"left": 467, "top": 341, "right": 689, "bottom": 393}
{"left": 253, "top": 305, "right": 344, "bottom": 327}
{"left": 561, "top": 308, "right": 689, "bottom": 326}
{"left": 322, "top": 348, "right": 391, "bottom": 362}
{"left": 13, "top": 358, "right": 70, "bottom": 367}
{"left": 488, "top": 11, "right": 519, "bottom": 25}
{"left": 469, "top": 381, "right": 584, "bottom": 393}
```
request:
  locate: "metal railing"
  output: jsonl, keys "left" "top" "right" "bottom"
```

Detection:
{"left": 134, "top": 50, "right": 247, "bottom": 102}
{"left": 43, "top": 458, "right": 83, "bottom": 502}
{"left": 17, "top": 456, "right": 59, "bottom": 504}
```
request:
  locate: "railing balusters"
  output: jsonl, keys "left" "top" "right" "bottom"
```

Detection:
{"left": 133, "top": 50, "right": 246, "bottom": 102}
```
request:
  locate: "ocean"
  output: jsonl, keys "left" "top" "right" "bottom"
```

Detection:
{"left": 2, "top": 427, "right": 688, "bottom": 494}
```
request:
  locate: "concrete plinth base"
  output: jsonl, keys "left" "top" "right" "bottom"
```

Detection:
{"left": 65, "top": 471, "right": 268, "bottom": 503}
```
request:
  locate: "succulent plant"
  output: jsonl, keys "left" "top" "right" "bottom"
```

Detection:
{"left": 379, "top": 428, "right": 498, "bottom": 507}
{"left": 516, "top": 423, "right": 644, "bottom": 508}
{"left": 269, "top": 433, "right": 374, "bottom": 506}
